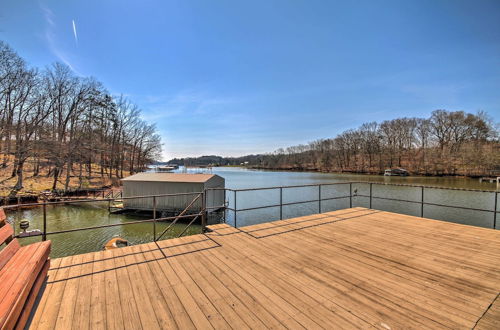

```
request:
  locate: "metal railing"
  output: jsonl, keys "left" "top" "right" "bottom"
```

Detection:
{"left": 36, "top": 188, "right": 114, "bottom": 202}
{"left": 2, "top": 190, "right": 210, "bottom": 242}
{"left": 3, "top": 181, "right": 498, "bottom": 250}
{"left": 214, "top": 181, "right": 499, "bottom": 229}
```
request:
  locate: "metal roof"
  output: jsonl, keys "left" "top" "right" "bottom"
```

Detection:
{"left": 121, "top": 173, "right": 218, "bottom": 183}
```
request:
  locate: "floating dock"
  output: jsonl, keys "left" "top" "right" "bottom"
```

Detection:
{"left": 28, "top": 208, "right": 500, "bottom": 329}
{"left": 479, "top": 177, "right": 500, "bottom": 184}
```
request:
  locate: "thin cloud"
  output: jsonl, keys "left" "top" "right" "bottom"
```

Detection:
{"left": 72, "top": 20, "right": 78, "bottom": 45}
{"left": 40, "top": 5, "right": 82, "bottom": 75}
{"left": 140, "top": 90, "right": 241, "bottom": 121}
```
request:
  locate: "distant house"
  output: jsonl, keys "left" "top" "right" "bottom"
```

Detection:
{"left": 121, "top": 173, "right": 225, "bottom": 212}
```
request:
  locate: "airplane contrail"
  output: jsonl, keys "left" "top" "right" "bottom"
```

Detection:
{"left": 72, "top": 19, "right": 78, "bottom": 44}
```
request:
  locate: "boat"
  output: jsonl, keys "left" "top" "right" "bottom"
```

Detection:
{"left": 103, "top": 236, "right": 129, "bottom": 250}
{"left": 384, "top": 168, "right": 409, "bottom": 176}
{"left": 156, "top": 165, "right": 177, "bottom": 172}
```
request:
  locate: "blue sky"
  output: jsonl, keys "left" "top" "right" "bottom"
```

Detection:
{"left": 2, "top": 0, "right": 500, "bottom": 160}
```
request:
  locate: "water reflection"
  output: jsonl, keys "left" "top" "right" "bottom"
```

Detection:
{"left": 7, "top": 202, "right": 201, "bottom": 258}
{"left": 217, "top": 168, "right": 498, "bottom": 230}
{"left": 7, "top": 167, "right": 499, "bottom": 258}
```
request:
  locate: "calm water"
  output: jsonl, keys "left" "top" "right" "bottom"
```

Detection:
{"left": 7, "top": 204, "right": 202, "bottom": 258}
{"left": 208, "top": 167, "right": 499, "bottom": 230}
{"left": 6, "top": 167, "right": 499, "bottom": 257}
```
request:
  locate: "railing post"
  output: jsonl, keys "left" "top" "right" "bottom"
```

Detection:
{"left": 223, "top": 188, "right": 227, "bottom": 223}
{"left": 42, "top": 203, "right": 47, "bottom": 241}
{"left": 234, "top": 190, "right": 237, "bottom": 228}
{"left": 201, "top": 191, "right": 207, "bottom": 232}
{"left": 153, "top": 196, "right": 157, "bottom": 241}
{"left": 421, "top": 186, "right": 424, "bottom": 217}
{"left": 280, "top": 187, "right": 283, "bottom": 220}
{"left": 349, "top": 183, "right": 352, "bottom": 208}
{"left": 318, "top": 184, "right": 322, "bottom": 213}
{"left": 369, "top": 183, "right": 373, "bottom": 209}
{"left": 494, "top": 191, "right": 498, "bottom": 229}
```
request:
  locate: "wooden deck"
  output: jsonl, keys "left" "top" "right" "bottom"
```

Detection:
{"left": 28, "top": 207, "right": 500, "bottom": 329}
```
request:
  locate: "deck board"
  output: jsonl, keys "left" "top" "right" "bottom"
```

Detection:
{"left": 72, "top": 252, "right": 95, "bottom": 330}
{"left": 28, "top": 208, "right": 500, "bottom": 329}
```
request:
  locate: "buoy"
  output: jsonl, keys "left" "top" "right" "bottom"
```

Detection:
{"left": 19, "top": 220, "right": 30, "bottom": 232}
{"left": 103, "top": 237, "right": 129, "bottom": 250}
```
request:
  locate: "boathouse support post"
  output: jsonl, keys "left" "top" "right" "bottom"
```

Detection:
{"left": 318, "top": 185, "right": 322, "bottom": 213}
{"left": 42, "top": 203, "right": 47, "bottom": 241}
{"left": 280, "top": 187, "right": 283, "bottom": 220}
{"left": 153, "top": 196, "right": 156, "bottom": 241}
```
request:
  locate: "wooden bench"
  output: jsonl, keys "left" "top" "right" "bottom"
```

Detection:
{"left": 0, "top": 209, "right": 51, "bottom": 329}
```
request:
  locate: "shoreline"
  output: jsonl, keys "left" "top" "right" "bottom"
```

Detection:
{"left": 217, "top": 165, "right": 497, "bottom": 179}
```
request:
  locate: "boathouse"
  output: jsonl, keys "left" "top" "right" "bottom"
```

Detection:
{"left": 121, "top": 173, "right": 225, "bottom": 212}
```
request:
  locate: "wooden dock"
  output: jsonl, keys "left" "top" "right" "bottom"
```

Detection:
{"left": 28, "top": 207, "right": 500, "bottom": 329}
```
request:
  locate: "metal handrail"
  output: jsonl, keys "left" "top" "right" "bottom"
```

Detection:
{"left": 155, "top": 192, "right": 203, "bottom": 242}
{"left": 207, "top": 181, "right": 498, "bottom": 193}
{"left": 1, "top": 191, "right": 204, "bottom": 210}
{"left": 38, "top": 213, "right": 202, "bottom": 237}
{"left": 352, "top": 181, "right": 498, "bottom": 193}
{"left": 3, "top": 181, "right": 499, "bottom": 248}
{"left": 225, "top": 181, "right": 499, "bottom": 229}
{"left": 3, "top": 190, "right": 208, "bottom": 243}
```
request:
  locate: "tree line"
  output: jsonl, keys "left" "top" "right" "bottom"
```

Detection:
{"left": 0, "top": 41, "right": 162, "bottom": 195}
{"left": 170, "top": 110, "right": 499, "bottom": 176}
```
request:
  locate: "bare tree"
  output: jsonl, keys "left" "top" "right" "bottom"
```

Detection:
{"left": 0, "top": 41, "right": 163, "bottom": 195}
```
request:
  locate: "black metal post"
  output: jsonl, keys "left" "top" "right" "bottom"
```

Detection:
{"left": 153, "top": 196, "right": 157, "bottom": 241}
{"left": 421, "top": 186, "right": 424, "bottom": 217}
{"left": 369, "top": 183, "right": 373, "bottom": 209}
{"left": 494, "top": 191, "right": 498, "bottom": 229}
{"left": 201, "top": 191, "right": 207, "bottom": 232}
{"left": 42, "top": 203, "right": 47, "bottom": 241}
{"left": 223, "top": 188, "right": 227, "bottom": 223}
{"left": 280, "top": 187, "right": 283, "bottom": 220}
{"left": 234, "top": 190, "right": 237, "bottom": 228}
{"left": 318, "top": 185, "right": 322, "bottom": 213}
{"left": 349, "top": 183, "right": 352, "bottom": 208}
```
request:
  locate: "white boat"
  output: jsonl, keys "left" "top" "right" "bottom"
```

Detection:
{"left": 384, "top": 168, "right": 409, "bottom": 176}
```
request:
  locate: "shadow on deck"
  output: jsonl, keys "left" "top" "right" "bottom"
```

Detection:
{"left": 28, "top": 207, "right": 500, "bottom": 329}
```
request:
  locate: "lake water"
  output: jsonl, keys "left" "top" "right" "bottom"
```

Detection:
{"left": 6, "top": 167, "right": 499, "bottom": 257}
{"left": 209, "top": 167, "right": 499, "bottom": 230}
